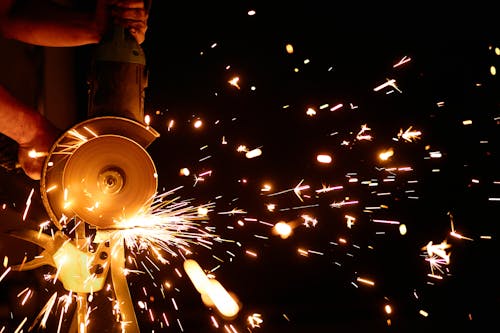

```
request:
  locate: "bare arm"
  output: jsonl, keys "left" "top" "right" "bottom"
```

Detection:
{"left": 0, "top": 0, "right": 149, "bottom": 47}
{"left": 0, "top": 85, "right": 60, "bottom": 179}
{"left": 0, "top": 0, "right": 104, "bottom": 46}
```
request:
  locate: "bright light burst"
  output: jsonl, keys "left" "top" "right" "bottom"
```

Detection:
{"left": 117, "top": 189, "right": 219, "bottom": 257}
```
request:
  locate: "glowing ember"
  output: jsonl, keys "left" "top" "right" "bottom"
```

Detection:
{"left": 273, "top": 221, "right": 292, "bottom": 239}
{"left": 228, "top": 77, "right": 241, "bottom": 89}
{"left": 316, "top": 154, "right": 332, "bottom": 164}
{"left": 245, "top": 148, "right": 262, "bottom": 159}
{"left": 378, "top": 148, "right": 394, "bottom": 161}
{"left": 193, "top": 119, "right": 203, "bottom": 128}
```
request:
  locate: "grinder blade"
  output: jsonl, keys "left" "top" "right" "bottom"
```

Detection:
{"left": 41, "top": 116, "right": 159, "bottom": 230}
{"left": 61, "top": 134, "right": 157, "bottom": 228}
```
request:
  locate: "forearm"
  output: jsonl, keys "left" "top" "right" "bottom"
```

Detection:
{"left": 0, "top": 85, "right": 48, "bottom": 145}
{"left": 0, "top": 1, "right": 102, "bottom": 46}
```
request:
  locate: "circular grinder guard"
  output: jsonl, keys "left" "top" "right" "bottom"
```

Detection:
{"left": 41, "top": 116, "right": 159, "bottom": 230}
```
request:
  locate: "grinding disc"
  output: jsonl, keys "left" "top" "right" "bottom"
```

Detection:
{"left": 41, "top": 116, "right": 159, "bottom": 230}
{"left": 61, "top": 135, "right": 157, "bottom": 228}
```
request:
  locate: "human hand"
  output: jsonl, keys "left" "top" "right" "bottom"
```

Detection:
{"left": 17, "top": 117, "right": 60, "bottom": 181}
{"left": 112, "top": 0, "right": 150, "bottom": 44}
{"left": 96, "top": 0, "right": 150, "bottom": 44}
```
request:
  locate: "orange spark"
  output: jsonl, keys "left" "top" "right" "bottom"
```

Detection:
{"left": 228, "top": 77, "right": 241, "bottom": 89}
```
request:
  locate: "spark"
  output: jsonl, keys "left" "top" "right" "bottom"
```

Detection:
{"left": 193, "top": 119, "right": 203, "bottom": 128}
{"left": 179, "top": 168, "right": 190, "bottom": 176}
{"left": 428, "top": 273, "right": 443, "bottom": 280}
{"left": 345, "top": 215, "right": 356, "bottom": 228}
{"left": 424, "top": 241, "right": 451, "bottom": 263}
{"left": 167, "top": 119, "right": 175, "bottom": 131}
{"left": 46, "top": 184, "right": 57, "bottom": 193}
{"left": 449, "top": 213, "right": 474, "bottom": 241}
{"left": 266, "top": 203, "right": 276, "bottom": 212}
{"left": 245, "top": 250, "right": 257, "bottom": 257}
{"left": 297, "top": 248, "right": 308, "bottom": 256}
{"left": 184, "top": 259, "right": 240, "bottom": 318}
{"left": 248, "top": 313, "right": 263, "bottom": 328}
{"left": 14, "top": 317, "right": 27, "bottom": 333}
{"left": 373, "top": 78, "right": 402, "bottom": 93}
{"left": 372, "top": 219, "right": 400, "bottom": 225}
{"left": 28, "top": 292, "right": 58, "bottom": 330}
{"left": 316, "top": 154, "right": 332, "bottom": 164}
{"left": 18, "top": 288, "right": 32, "bottom": 306}
{"left": 266, "top": 180, "right": 309, "bottom": 201}
{"left": 293, "top": 179, "right": 309, "bottom": 202}
{"left": 246, "top": 148, "right": 262, "bottom": 159}
{"left": 162, "top": 312, "right": 170, "bottom": 327}
{"left": 308, "top": 250, "right": 324, "bottom": 256}
{"left": 393, "top": 55, "right": 411, "bottom": 67}
{"left": 22, "top": 188, "right": 35, "bottom": 221}
{"left": 337, "top": 238, "right": 347, "bottom": 245}
{"left": 356, "top": 124, "right": 372, "bottom": 141}
{"left": 115, "top": 191, "right": 218, "bottom": 257}
{"left": 236, "top": 145, "right": 247, "bottom": 152}
{"left": 306, "top": 107, "right": 317, "bottom": 116}
{"left": 330, "top": 103, "right": 343, "bottom": 111}
{"left": 419, "top": 310, "right": 429, "bottom": 317}
{"left": 228, "top": 77, "right": 241, "bottom": 89}
{"left": 273, "top": 221, "right": 293, "bottom": 239}
{"left": 198, "top": 170, "right": 212, "bottom": 177}
{"left": 0, "top": 267, "right": 11, "bottom": 282}
{"left": 301, "top": 214, "right": 318, "bottom": 227}
{"left": 315, "top": 184, "right": 343, "bottom": 193}
{"left": 330, "top": 200, "right": 359, "bottom": 208}
{"left": 210, "top": 315, "right": 219, "bottom": 328}
{"left": 261, "top": 183, "right": 272, "bottom": 192}
{"left": 379, "top": 148, "right": 394, "bottom": 161}
{"left": 356, "top": 277, "right": 375, "bottom": 286}
{"left": 217, "top": 208, "right": 247, "bottom": 215}
{"left": 423, "top": 240, "right": 451, "bottom": 276}
{"left": 193, "top": 174, "right": 205, "bottom": 187}
{"left": 398, "top": 126, "right": 422, "bottom": 142}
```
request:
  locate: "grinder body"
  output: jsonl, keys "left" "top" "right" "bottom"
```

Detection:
{"left": 87, "top": 25, "right": 148, "bottom": 122}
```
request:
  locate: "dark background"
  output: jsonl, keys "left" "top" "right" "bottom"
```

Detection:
{"left": 1, "top": 1, "right": 499, "bottom": 332}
